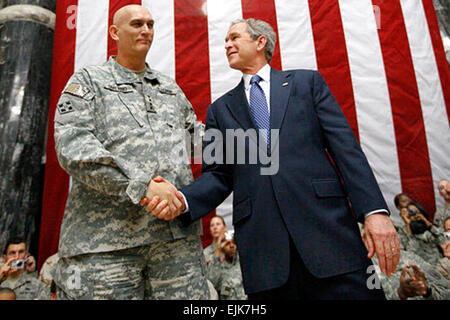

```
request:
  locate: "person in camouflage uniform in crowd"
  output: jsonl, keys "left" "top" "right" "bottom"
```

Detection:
{"left": 399, "top": 203, "right": 446, "bottom": 265}
{"left": 207, "top": 234, "right": 247, "bottom": 300}
{"left": 371, "top": 249, "right": 449, "bottom": 300}
{"left": 434, "top": 179, "right": 450, "bottom": 232}
{"left": 52, "top": 5, "right": 208, "bottom": 300}
{"left": 1, "top": 238, "right": 43, "bottom": 300}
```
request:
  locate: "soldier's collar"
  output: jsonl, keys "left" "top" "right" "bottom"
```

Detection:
{"left": 109, "top": 56, "right": 159, "bottom": 85}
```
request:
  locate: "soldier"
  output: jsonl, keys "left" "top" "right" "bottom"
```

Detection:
{"left": 371, "top": 249, "right": 449, "bottom": 300}
{"left": 203, "top": 216, "right": 228, "bottom": 265}
{"left": 400, "top": 202, "right": 445, "bottom": 265}
{"left": 37, "top": 253, "right": 59, "bottom": 300}
{"left": 437, "top": 240, "right": 450, "bottom": 289}
{"left": 434, "top": 179, "right": 450, "bottom": 231}
{"left": 206, "top": 233, "right": 246, "bottom": 300}
{"left": 52, "top": 4, "right": 208, "bottom": 299}
{"left": 0, "top": 238, "right": 43, "bottom": 300}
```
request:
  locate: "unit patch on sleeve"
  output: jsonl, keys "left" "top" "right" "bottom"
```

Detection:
{"left": 57, "top": 100, "right": 75, "bottom": 114}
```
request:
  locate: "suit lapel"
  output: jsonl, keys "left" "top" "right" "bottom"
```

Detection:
{"left": 225, "top": 80, "right": 257, "bottom": 132}
{"left": 270, "top": 68, "right": 292, "bottom": 132}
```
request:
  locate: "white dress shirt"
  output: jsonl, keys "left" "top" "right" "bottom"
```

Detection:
{"left": 243, "top": 63, "right": 271, "bottom": 111}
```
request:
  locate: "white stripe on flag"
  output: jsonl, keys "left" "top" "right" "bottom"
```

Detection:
{"left": 275, "top": 0, "right": 317, "bottom": 70}
{"left": 400, "top": 0, "right": 450, "bottom": 210}
{"left": 142, "top": 0, "right": 176, "bottom": 79}
{"left": 339, "top": 0, "right": 402, "bottom": 214}
{"left": 207, "top": 0, "right": 243, "bottom": 102}
{"left": 74, "top": 0, "right": 109, "bottom": 71}
{"left": 207, "top": 0, "right": 243, "bottom": 225}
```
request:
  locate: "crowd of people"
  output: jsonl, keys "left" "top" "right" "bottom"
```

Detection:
{"left": 362, "top": 179, "right": 450, "bottom": 300}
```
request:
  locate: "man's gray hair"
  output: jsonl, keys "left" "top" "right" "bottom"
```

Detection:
{"left": 231, "top": 18, "right": 277, "bottom": 63}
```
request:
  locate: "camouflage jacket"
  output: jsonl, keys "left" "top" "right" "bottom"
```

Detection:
{"left": 1, "top": 272, "right": 43, "bottom": 300}
{"left": 373, "top": 250, "right": 449, "bottom": 300}
{"left": 403, "top": 227, "right": 446, "bottom": 265}
{"left": 203, "top": 243, "right": 216, "bottom": 262}
{"left": 433, "top": 203, "right": 450, "bottom": 232}
{"left": 54, "top": 57, "right": 203, "bottom": 257}
{"left": 437, "top": 257, "right": 450, "bottom": 289}
{"left": 207, "top": 253, "right": 247, "bottom": 300}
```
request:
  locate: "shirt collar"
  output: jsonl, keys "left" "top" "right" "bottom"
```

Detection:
{"left": 109, "top": 56, "right": 159, "bottom": 84}
{"left": 243, "top": 64, "right": 271, "bottom": 90}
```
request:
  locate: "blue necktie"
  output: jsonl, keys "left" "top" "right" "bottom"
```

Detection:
{"left": 249, "top": 75, "right": 270, "bottom": 149}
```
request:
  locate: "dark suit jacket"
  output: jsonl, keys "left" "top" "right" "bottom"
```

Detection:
{"left": 181, "top": 68, "right": 389, "bottom": 294}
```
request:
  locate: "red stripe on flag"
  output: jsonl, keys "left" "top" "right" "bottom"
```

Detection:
{"left": 38, "top": 0, "right": 79, "bottom": 270}
{"left": 309, "top": 0, "right": 360, "bottom": 141}
{"left": 241, "top": 0, "right": 282, "bottom": 70}
{"left": 373, "top": 0, "right": 435, "bottom": 216}
{"left": 422, "top": 0, "right": 450, "bottom": 124}
{"left": 174, "top": 0, "right": 214, "bottom": 248}
{"left": 107, "top": 0, "right": 142, "bottom": 59}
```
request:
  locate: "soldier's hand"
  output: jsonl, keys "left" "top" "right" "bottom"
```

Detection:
{"left": 24, "top": 254, "right": 36, "bottom": 273}
{"left": 398, "top": 267, "right": 415, "bottom": 299}
{"left": 0, "top": 258, "right": 14, "bottom": 282}
{"left": 442, "top": 242, "right": 450, "bottom": 258}
{"left": 141, "top": 176, "right": 185, "bottom": 220}
{"left": 409, "top": 264, "right": 428, "bottom": 296}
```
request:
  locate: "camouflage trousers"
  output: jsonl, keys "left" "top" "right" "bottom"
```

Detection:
{"left": 53, "top": 236, "right": 210, "bottom": 300}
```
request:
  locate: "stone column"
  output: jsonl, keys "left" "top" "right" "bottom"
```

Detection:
{"left": 0, "top": 0, "right": 55, "bottom": 256}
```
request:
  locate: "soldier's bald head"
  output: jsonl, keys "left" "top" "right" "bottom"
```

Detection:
{"left": 113, "top": 5, "right": 150, "bottom": 26}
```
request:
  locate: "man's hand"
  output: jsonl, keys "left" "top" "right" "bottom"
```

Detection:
{"left": 410, "top": 212, "right": 432, "bottom": 229}
{"left": 409, "top": 264, "right": 428, "bottom": 296}
{"left": 0, "top": 258, "right": 14, "bottom": 283}
{"left": 441, "top": 242, "right": 450, "bottom": 258}
{"left": 363, "top": 214, "right": 400, "bottom": 277}
{"left": 24, "top": 255, "right": 36, "bottom": 273}
{"left": 397, "top": 264, "right": 428, "bottom": 299}
{"left": 140, "top": 176, "right": 186, "bottom": 221}
{"left": 398, "top": 266, "right": 415, "bottom": 300}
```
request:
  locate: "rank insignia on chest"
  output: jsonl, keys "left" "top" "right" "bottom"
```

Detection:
{"left": 57, "top": 100, "right": 75, "bottom": 114}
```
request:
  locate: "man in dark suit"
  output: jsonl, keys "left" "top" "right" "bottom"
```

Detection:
{"left": 144, "top": 18, "right": 400, "bottom": 300}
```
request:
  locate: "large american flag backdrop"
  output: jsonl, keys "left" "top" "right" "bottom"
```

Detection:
{"left": 38, "top": 0, "right": 449, "bottom": 268}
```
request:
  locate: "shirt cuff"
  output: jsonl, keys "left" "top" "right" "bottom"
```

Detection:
{"left": 364, "top": 209, "right": 389, "bottom": 220}
{"left": 179, "top": 192, "right": 190, "bottom": 213}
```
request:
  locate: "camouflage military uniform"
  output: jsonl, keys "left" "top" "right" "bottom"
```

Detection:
{"left": 206, "top": 253, "right": 247, "bottom": 300}
{"left": 203, "top": 243, "right": 216, "bottom": 262}
{"left": 433, "top": 203, "right": 450, "bottom": 231}
{"left": 392, "top": 219, "right": 409, "bottom": 249}
{"left": 437, "top": 257, "right": 450, "bottom": 289}
{"left": 403, "top": 227, "right": 446, "bottom": 265}
{"left": 0, "top": 272, "right": 43, "bottom": 300}
{"left": 372, "top": 250, "right": 449, "bottom": 300}
{"left": 37, "top": 253, "right": 60, "bottom": 300}
{"left": 53, "top": 57, "right": 208, "bottom": 300}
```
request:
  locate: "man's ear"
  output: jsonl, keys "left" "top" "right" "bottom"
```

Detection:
{"left": 109, "top": 24, "right": 119, "bottom": 41}
{"left": 256, "top": 35, "right": 267, "bottom": 52}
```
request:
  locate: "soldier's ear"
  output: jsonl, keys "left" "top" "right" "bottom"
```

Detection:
{"left": 109, "top": 25, "right": 119, "bottom": 41}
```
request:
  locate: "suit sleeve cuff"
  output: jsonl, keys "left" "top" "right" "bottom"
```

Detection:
{"left": 179, "top": 192, "right": 190, "bottom": 213}
{"left": 364, "top": 209, "right": 390, "bottom": 220}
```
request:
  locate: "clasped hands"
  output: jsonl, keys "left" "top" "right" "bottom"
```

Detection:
{"left": 140, "top": 176, "right": 186, "bottom": 221}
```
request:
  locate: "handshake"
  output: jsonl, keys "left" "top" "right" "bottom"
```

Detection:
{"left": 139, "top": 176, "right": 186, "bottom": 221}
